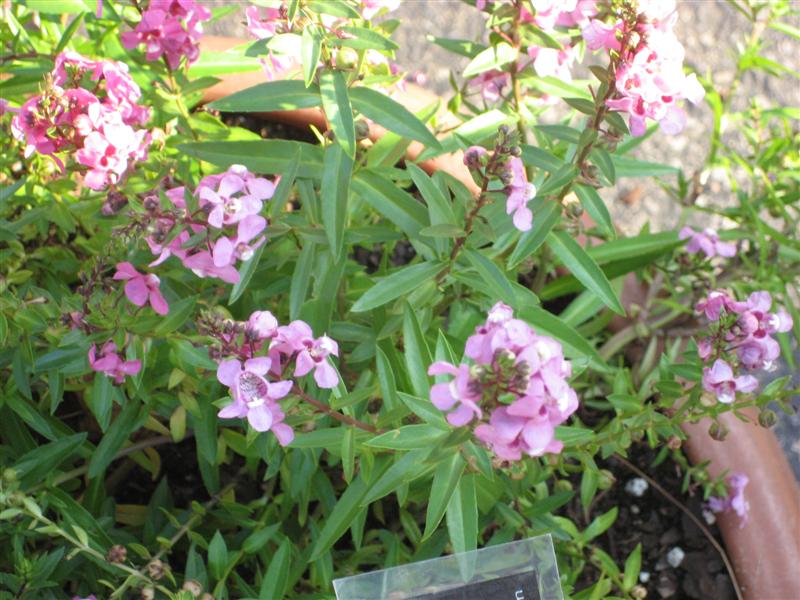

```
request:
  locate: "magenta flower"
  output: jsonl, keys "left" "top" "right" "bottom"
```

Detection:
{"left": 475, "top": 407, "right": 563, "bottom": 461}
{"left": 89, "top": 342, "right": 141, "bottom": 384}
{"left": 360, "top": 0, "right": 401, "bottom": 19}
{"left": 294, "top": 335, "right": 340, "bottom": 389}
{"left": 247, "top": 310, "right": 279, "bottom": 340}
{"left": 708, "top": 472, "right": 750, "bottom": 526}
{"left": 245, "top": 4, "right": 283, "bottom": 39}
{"left": 113, "top": 262, "right": 169, "bottom": 315}
{"left": 468, "top": 70, "right": 511, "bottom": 104}
{"left": 182, "top": 251, "right": 241, "bottom": 284}
{"left": 428, "top": 362, "right": 483, "bottom": 426}
{"left": 216, "top": 357, "right": 294, "bottom": 444}
{"left": 679, "top": 227, "right": 736, "bottom": 259}
{"left": 695, "top": 290, "right": 744, "bottom": 322}
{"left": 211, "top": 215, "right": 267, "bottom": 268}
{"left": 582, "top": 18, "right": 622, "bottom": 51}
{"left": 197, "top": 165, "right": 274, "bottom": 229}
{"left": 121, "top": 0, "right": 211, "bottom": 70}
{"left": 702, "top": 359, "right": 758, "bottom": 404}
{"left": 505, "top": 157, "right": 537, "bottom": 231}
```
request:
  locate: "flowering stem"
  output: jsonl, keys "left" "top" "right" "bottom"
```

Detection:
{"left": 294, "top": 386, "right": 382, "bottom": 434}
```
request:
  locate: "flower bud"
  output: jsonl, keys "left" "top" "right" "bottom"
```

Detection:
{"left": 758, "top": 409, "right": 777, "bottom": 428}
{"left": 597, "top": 469, "right": 616, "bottom": 490}
{"left": 146, "top": 558, "right": 166, "bottom": 580}
{"left": 141, "top": 587, "right": 155, "bottom": 600}
{"left": 106, "top": 544, "right": 127, "bottom": 564}
{"left": 182, "top": 580, "right": 203, "bottom": 598}
{"left": 509, "top": 145, "right": 521, "bottom": 157}
{"left": 354, "top": 120, "right": 370, "bottom": 141}
{"left": 708, "top": 421, "right": 728, "bottom": 441}
{"left": 2, "top": 468, "right": 17, "bottom": 484}
{"left": 632, "top": 584, "right": 648, "bottom": 599}
{"left": 667, "top": 435, "right": 682, "bottom": 450}
{"left": 335, "top": 47, "right": 359, "bottom": 70}
{"left": 463, "top": 145, "right": 488, "bottom": 169}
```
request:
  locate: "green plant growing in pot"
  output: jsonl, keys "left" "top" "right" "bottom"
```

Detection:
{"left": 0, "top": 0, "right": 797, "bottom": 599}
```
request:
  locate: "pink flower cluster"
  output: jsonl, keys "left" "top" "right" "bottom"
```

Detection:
{"left": 361, "top": 0, "right": 401, "bottom": 19}
{"left": 679, "top": 227, "right": 737, "bottom": 259}
{"left": 10, "top": 51, "right": 150, "bottom": 190}
{"left": 505, "top": 156, "right": 537, "bottom": 231}
{"left": 583, "top": 0, "right": 705, "bottom": 136}
{"left": 696, "top": 290, "right": 793, "bottom": 404}
{"left": 427, "top": 302, "right": 578, "bottom": 461}
{"left": 707, "top": 472, "right": 749, "bottom": 526}
{"left": 122, "top": 0, "right": 211, "bottom": 70}
{"left": 88, "top": 341, "right": 141, "bottom": 384}
{"left": 522, "top": 0, "right": 597, "bottom": 31}
{"left": 147, "top": 165, "right": 275, "bottom": 284}
{"left": 215, "top": 311, "right": 340, "bottom": 444}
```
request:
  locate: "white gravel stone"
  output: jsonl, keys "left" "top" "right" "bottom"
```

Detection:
{"left": 639, "top": 571, "right": 651, "bottom": 583}
{"left": 667, "top": 546, "right": 685, "bottom": 568}
{"left": 625, "top": 477, "right": 649, "bottom": 497}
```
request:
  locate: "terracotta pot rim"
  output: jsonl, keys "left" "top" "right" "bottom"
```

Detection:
{"left": 199, "top": 35, "right": 800, "bottom": 600}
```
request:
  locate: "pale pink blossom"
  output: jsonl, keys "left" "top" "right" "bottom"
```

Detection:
{"left": 679, "top": 227, "right": 737, "bottom": 259}
{"left": 428, "top": 362, "right": 483, "bottom": 426}
{"left": 582, "top": 19, "right": 622, "bottom": 51}
{"left": 360, "top": 0, "right": 401, "bottom": 19}
{"left": 197, "top": 165, "right": 273, "bottom": 229}
{"left": 113, "top": 262, "right": 169, "bottom": 315}
{"left": 708, "top": 472, "right": 749, "bottom": 526}
{"left": 469, "top": 70, "right": 510, "bottom": 104}
{"left": 89, "top": 341, "right": 141, "bottom": 384}
{"left": 702, "top": 359, "right": 758, "bottom": 404}
{"left": 245, "top": 4, "right": 282, "bottom": 39}
{"left": 211, "top": 215, "right": 267, "bottom": 268}
{"left": 294, "top": 335, "right": 340, "bottom": 388}
{"left": 247, "top": 310, "right": 279, "bottom": 340}
{"left": 505, "top": 157, "right": 537, "bottom": 231}
{"left": 216, "top": 357, "right": 294, "bottom": 443}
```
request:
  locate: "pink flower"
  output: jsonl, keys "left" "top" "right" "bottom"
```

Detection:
{"left": 702, "top": 359, "right": 758, "bottom": 404}
{"left": 474, "top": 406, "right": 563, "bottom": 460}
{"left": 708, "top": 472, "right": 749, "bottom": 526}
{"left": 360, "top": 0, "right": 400, "bottom": 19}
{"left": 268, "top": 321, "right": 341, "bottom": 388}
{"left": 113, "top": 262, "right": 169, "bottom": 315}
{"left": 216, "top": 357, "right": 294, "bottom": 443}
{"left": 247, "top": 310, "right": 279, "bottom": 340}
{"left": 528, "top": 46, "right": 577, "bottom": 81}
{"left": 122, "top": 0, "right": 211, "bottom": 69}
{"left": 469, "top": 70, "right": 510, "bottom": 104}
{"left": 505, "top": 157, "right": 536, "bottom": 231}
{"left": 582, "top": 19, "right": 622, "bottom": 51}
{"left": 197, "top": 164, "right": 274, "bottom": 229}
{"left": 89, "top": 341, "right": 141, "bottom": 384}
{"left": 527, "top": 0, "right": 596, "bottom": 31}
{"left": 679, "top": 227, "right": 736, "bottom": 258}
{"left": 182, "top": 251, "right": 241, "bottom": 284}
{"left": 695, "top": 290, "right": 744, "bottom": 322}
{"left": 211, "top": 215, "right": 267, "bottom": 268}
{"left": 428, "top": 362, "right": 483, "bottom": 426}
{"left": 245, "top": 4, "right": 282, "bottom": 39}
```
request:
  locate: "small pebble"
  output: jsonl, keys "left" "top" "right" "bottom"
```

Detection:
{"left": 625, "top": 477, "right": 649, "bottom": 497}
{"left": 639, "top": 570, "right": 651, "bottom": 583}
{"left": 702, "top": 508, "right": 717, "bottom": 525}
{"left": 667, "top": 546, "right": 685, "bottom": 568}
{"left": 631, "top": 504, "right": 640, "bottom": 515}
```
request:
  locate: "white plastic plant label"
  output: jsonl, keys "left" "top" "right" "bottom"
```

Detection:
{"left": 333, "top": 535, "right": 563, "bottom": 600}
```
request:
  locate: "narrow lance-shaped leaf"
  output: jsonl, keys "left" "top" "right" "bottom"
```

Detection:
{"left": 320, "top": 70, "right": 356, "bottom": 158}
{"left": 321, "top": 143, "right": 353, "bottom": 261}
{"left": 351, "top": 261, "right": 444, "bottom": 313}
{"left": 403, "top": 302, "right": 433, "bottom": 399}
{"left": 423, "top": 453, "right": 465, "bottom": 539}
{"left": 546, "top": 231, "right": 625, "bottom": 315}
{"left": 301, "top": 27, "right": 322, "bottom": 87}
{"left": 207, "top": 80, "right": 322, "bottom": 112}
{"left": 349, "top": 87, "right": 441, "bottom": 148}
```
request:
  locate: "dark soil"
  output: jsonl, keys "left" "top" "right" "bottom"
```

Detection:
{"left": 569, "top": 445, "right": 736, "bottom": 600}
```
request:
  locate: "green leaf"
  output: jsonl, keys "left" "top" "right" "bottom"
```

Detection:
{"left": 361, "top": 449, "right": 430, "bottom": 505}
{"left": 366, "top": 425, "right": 447, "bottom": 450}
{"left": 307, "top": 0, "right": 360, "bottom": 18}
{"left": 574, "top": 184, "right": 614, "bottom": 239}
{"left": 26, "top": 0, "right": 90, "bottom": 13}
{"left": 582, "top": 507, "right": 618, "bottom": 541}
{"left": 520, "top": 145, "right": 565, "bottom": 172}
{"left": 375, "top": 345, "right": 399, "bottom": 411}
{"left": 427, "top": 36, "right": 486, "bottom": 58}
{"left": 342, "top": 428, "right": 356, "bottom": 483}
{"left": 403, "top": 302, "right": 433, "bottom": 399}
{"left": 154, "top": 296, "right": 197, "bottom": 336}
{"left": 310, "top": 459, "right": 390, "bottom": 560}
{"left": 88, "top": 399, "right": 146, "bottom": 479}
{"left": 464, "top": 249, "right": 516, "bottom": 308}
{"left": 462, "top": 42, "right": 517, "bottom": 77}
{"left": 350, "top": 88, "right": 440, "bottom": 148}
{"left": 260, "top": 538, "right": 292, "bottom": 599}
{"left": 54, "top": 12, "right": 85, "bottom": 54}
{"left": 446, "top": 474, "right": 478, "bottom": 555}
{"left": 580, "top": 468, "right": 599, "bottom": 511}
{"left": 590, "top": 147, "right": 616, "bottom": 184}
{"left": 290, "top": 242, "right": 315, "bottom": 320}
{"left": 423, "top": 453, "right": 465, "bottom": 539}
{"left": 338, "top": 26, "right": 399, "bottom": 51}
{"left": 623, "top": 544, "right": 642, "bottom": 591}
{"left": 508, "top": 200, "right": 562, "bottom": 268}
{"left": 320, "top": 70, "right": 356, "bottom": 158}
{"left": 555, "top": 425, "right": 596, "bottom": 447}
{"left": 14, "top": 433, "right": 87, "bottom": 487}
{"left": 229, "top": 245, "right": 265, "bottom": 305}
{"left": 518, "top": 307, "right": 608, "bottom": 372}
{"left": 538, "top": 163, "right": 579, "bottom": 196}
{"left": 407, "top": 163, "right": 455, "bottom": 225}
{"left": 321, "top": 143, "right": 353, "bottom": 261}
{"left": 351, "top": 262, "right": 444, "bottom": 312}
{"left": 207, "top": 80, "right": 322, "bottom": 112}
{"left": 179, "top": 140, "right": 324, "bottom": 178}
{"left": 208, "top": 530, "right": 228, "bottom": 582}
{"left": 242, "top": 525, "right": 280, "bottom": 554}
{"left": 301, "top": 27, "right": 322, "bottom": 87}
{"left": 352, "top": 170, "right": 429, "bottom": 239}
{"left": 611, "top": 156, "right": 679, "bottom": 178}
{"left": 88, "top": 374, "right": 115, "bottom": 432}
{"left": 547, "top": 231, "right": 624, "bottom": 315}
